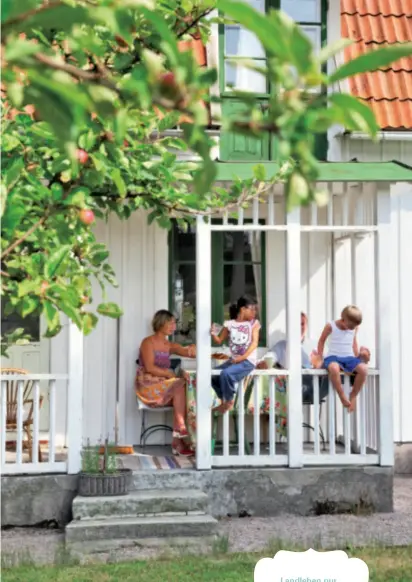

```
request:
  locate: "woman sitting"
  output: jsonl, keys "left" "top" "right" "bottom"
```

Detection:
{"left": 135, "top": 310, "right": 196, "bottom": 457}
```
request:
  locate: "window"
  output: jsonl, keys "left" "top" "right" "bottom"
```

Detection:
{"left": 219, "top": 0, "right": 328, "bottom": 160}
{"left": 220, "top": 0, "right": 326, "bottom": 94}
{"left": 1, "top": 304, "right": 40, "bottom": 342}
{"left": 169, "top": 222, "right": 266, "bottom": 346}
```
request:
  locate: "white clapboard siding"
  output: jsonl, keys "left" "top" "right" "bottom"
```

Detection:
{"left": 336, "top": 137, "right": 412, "bottom": 442}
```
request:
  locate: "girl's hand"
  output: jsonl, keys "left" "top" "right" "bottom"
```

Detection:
{"left": 187, "top": 344, "right": 196, "bottom": 358}
{"left": 211, "top": 324, "right": 218, "bottom": 336}
{"left": 231, "top": 355, "right": 243, "bottom": 364}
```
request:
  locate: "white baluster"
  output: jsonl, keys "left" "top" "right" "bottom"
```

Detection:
{"left": 269, "top": 376, "right": 276, "bottom": 456}
{"left": 16, "top": 381, "right": 24, "bottom": 466}
{"left": 32, "top": 381, "right": 40, "bottom": 464}
{"left": 238, "top": 380, "right": 245, "bottom": 456}
{"left": 313, "top": 375, "right": 320, "bottom": 456}
{"left": 343, "top": 376, "right": 351, "bottom": 455}
{"left": 253, "top": 376, "right": 260, "bottom": 456}
{"left": 49, "top": 380, "right": 56, "bottom": 463}
{"left": 328, "top": 380, "right": 336, "bottom": 455}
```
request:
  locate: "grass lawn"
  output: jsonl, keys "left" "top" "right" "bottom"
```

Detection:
{"left": 2, "top": 546, "right": 412, "bottom": 582}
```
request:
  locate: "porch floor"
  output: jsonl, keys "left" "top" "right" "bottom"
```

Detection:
{"left": 3, "top": 442, "right": 352, "bottom": 471}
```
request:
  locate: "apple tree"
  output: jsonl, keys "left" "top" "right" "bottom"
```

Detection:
{"left": 1, "top": 0, "right": 411, "bottom": 353}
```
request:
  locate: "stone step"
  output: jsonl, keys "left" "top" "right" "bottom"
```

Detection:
{"left": 66, "top": 514, "right": 218, "bottom": 543}
{"left": 72, "top": 489, "right": 209, "bottom": 521}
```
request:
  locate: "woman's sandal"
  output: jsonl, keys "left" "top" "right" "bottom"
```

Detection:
{"left": 172, "top": 446, "right": 194, "bottom": 457}
{"left": 172, "top": 427, "right": 189, "bottom": 439}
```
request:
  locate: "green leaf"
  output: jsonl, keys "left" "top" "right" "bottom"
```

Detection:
{"left": 330, "top": 43, "right": 412, "bottom": 84}
{"left": 5, "top": 158, "right": 24, "bottom": 190}
{"left": 44, "top": 300, "right": 60, "bottom": 333}
{"left": 114, "top": 108, "right": 128, "bottom": 143}
{"left": 2, "top": 134, "right": 21, "bottom": 152}
{"left": 219, "top": 0, "right": 289, "bottom": 60}
{"left": 45, "top": 245, "right": 71, "bottom": 278}
{"left": 1, "top": 0, "right": 12, "bottom": 22}
{"left": 318, "top": 38, "right": 353, "bottom": 64}
{"left": 21, "top": 296, "right": 38, "bottom": 318}
{"left": 17, "top": 280, "right": 40, "bottom": 298}
{"left": 110, "top": 168, "right": 127, "bottom": 197}
{"left": 253, "top": 163, "right": 266, "bottom": 182}
{"left": 97, "top": 302, "right": 123, "bottom": 318}
{"left": 5, "top": 38, "right": 39, "bottom": 62}
{"left": 82, "top": 312, "right": 98, "bottom": 335}
{"left": 58, "top": 301, "right": 83, "bottom": 329}
{"left": 289, "top": 23, "right": 314, "bottom": 75}
{"left": 328, "top": 93, "right": 379, "bottom": 136}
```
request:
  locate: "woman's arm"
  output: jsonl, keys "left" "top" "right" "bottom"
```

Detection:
{"left": 232, "top": 323, "right": 260, "bottom": 363}
{"left": 211, "top": 325, "right": 229, "bottom": 346}
{"left": 169, "top": 343, "right": 196, "bottom": 358}
{"left": 317, "top": 323, "right": 332, "bottom": 359}
{"left": 140, "top": 339, "right": 175, "bottom": 379}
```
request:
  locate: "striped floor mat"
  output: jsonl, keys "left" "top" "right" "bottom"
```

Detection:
{"left": 119, "top": 454, "right": 196, "bottom": 471}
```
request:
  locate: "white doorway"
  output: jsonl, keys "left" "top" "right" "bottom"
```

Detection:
{"left": 1, "top": 310, "right": 51, "bottom": 432}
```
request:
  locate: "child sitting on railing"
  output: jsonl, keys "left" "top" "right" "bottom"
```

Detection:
{"left": 211, "top": 295, "right": 260, "bottom": 414}
{"left": 312, "top": 305, "right": 370, "bottom": 413}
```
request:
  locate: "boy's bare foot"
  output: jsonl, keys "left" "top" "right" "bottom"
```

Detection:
{"left": 348, "top": 395, "right": 357, "bottom": 413}
{"left": 338, "top": 392, "right": 351, "bottom": 409}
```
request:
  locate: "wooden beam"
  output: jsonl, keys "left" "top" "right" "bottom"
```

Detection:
{"left": 376, "top": 184, "right": 394, "bottom": 467}
{"left": 286, "top": 206, "right": 303, "bottom": 468}
{"left": 214, "top": 161, "right": 412, "bottom": 183}
{"left": 195, "top": 215, "right": 212, "bottom": 470}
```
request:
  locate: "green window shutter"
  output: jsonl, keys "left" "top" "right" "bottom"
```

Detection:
{"left": 314, "top": 132, "right": 327, "bottom": 161}
{"left": 220, "top": 100, "right": 270, "bottom": 162}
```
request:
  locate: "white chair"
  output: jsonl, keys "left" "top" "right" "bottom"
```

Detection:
{"left": 136, "top": 395, "right": 173, "bottom": 447}
{"left": 135, "top": 357, "right": 181, "bottom": 447}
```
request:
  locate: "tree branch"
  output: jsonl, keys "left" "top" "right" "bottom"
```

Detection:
{"left": 34, "top": 52, "right": 118, "bottom": 92}
{"left": 2, "top": 1, "right": 63, "bottom": 29}
{"left": 1, "top": 216, "right": 47, "bottom": 260}
{"left": 177, "top": 9, "right": 214, "bottom": 39}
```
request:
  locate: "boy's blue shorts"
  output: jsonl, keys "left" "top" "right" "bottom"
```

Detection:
{"left": 323, "top": 355, "right": 361, "bottom": 374}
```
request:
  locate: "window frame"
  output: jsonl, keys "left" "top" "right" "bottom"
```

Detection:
{"left": 218, "top": 0, "right": 328, "bottom": 97}
{"left": 168, "top": 220, "right": 267, "bottom": 347}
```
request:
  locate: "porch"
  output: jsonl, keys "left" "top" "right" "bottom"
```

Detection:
{"left": 1, "top": 162, "right": 411, "bottom": 476}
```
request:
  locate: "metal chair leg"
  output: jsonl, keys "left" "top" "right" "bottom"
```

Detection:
{"left": 140, "top": 410, "right": 146, "bottom": 447}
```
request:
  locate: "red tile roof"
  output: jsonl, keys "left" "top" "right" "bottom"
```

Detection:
{"left": 341, "top": 0, "right": 412, "bottom": 130}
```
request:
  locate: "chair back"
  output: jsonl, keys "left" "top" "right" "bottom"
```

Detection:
{"left": 0, "top": 368, "right": 32, "bottom": 426}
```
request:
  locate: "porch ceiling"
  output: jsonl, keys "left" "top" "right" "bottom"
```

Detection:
{"left": 214, "top": 161, "right": 412, "bottom": 182}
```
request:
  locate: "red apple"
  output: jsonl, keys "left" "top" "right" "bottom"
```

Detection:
{"left": 159, "top": 72, "right": 177, "bottom": 88}
{"left": 79, "top": 209, "right": 95, "bottom": 225}
{"left": 123, "top": 139, "right": 130, "bottom": 147}
{"left": 76, "top": 149, "right": 89, "bottom": 164}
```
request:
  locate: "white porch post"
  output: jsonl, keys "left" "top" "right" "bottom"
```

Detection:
{"left": 376, "top": 184, "right": 394, "bottom": 467}
{"left": 67, "top": 322, "right": 84, "bottom": 474}
{"left": 286, "top": 206, "right": 303, "bottom": 467}
{"left": 196, "top": 215, "right": 212, "bottom": 470}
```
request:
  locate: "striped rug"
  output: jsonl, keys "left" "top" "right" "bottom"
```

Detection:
{"left": 119, "top": 454, "right": 196, "bottom": 471}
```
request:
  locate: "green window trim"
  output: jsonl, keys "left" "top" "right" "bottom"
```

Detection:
{"left": 168, "top": 220, "right": 267, "bottom": 347}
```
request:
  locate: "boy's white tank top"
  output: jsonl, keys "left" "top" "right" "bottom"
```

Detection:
{"left": 326, "top": 321, "right": 355, "bottom": 358}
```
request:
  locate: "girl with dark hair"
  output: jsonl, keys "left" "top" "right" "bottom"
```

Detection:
{"left": 211, "top": 295, "right": 260, "bottom": 413}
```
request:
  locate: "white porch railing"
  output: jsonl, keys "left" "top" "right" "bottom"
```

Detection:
{"left": 1, "top": 374, "right": 69, "bottom": 475}
{"left": 209, "top": 368, "right": 381, "bottom": 468}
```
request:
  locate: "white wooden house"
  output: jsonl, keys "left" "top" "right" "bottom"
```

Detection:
{"left": 2, "top": 0, "right": 412, "bottom": 475}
